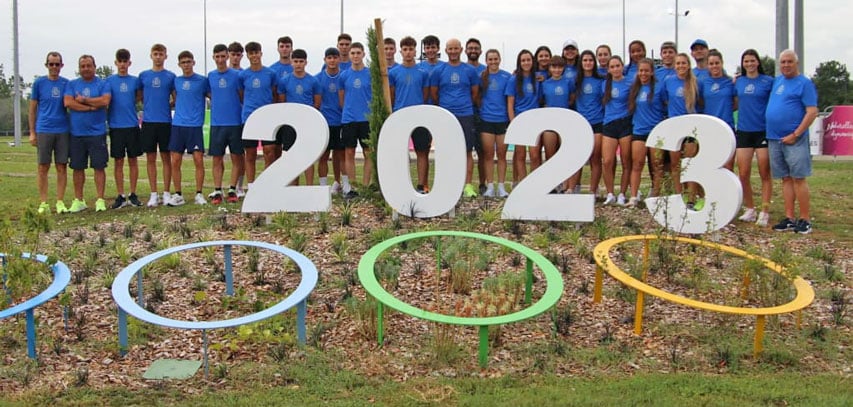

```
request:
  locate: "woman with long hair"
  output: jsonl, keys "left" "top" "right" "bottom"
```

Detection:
{"left": 595, "top": 44, "right": 611, "bottom": 76}
{"left": 628, "top": 58, "right": 665, "bottom": 206}
{"left": 505, "top": 49, "right": 539, "bottom": 185}
{"left": 534, "top": 46, "right": 552, "bottom": 82}
{"left": 734, "top": 48, "right": 774, "bottom": 226}
{"left": 574, "top": 50, "right": 605, "bottom": 197}
{"left": 478, "top": 49, "right": 513, "bottom": 197}
{"left": 624, "top": 40, "right": 647, "bottom": 82}
{"left": 660, "top": 53, "right": 699, "bottom": 197}
{"left": 699, "top": 49, "right": 737, "bottom": 170}
{"left": 561, "top": 39, "right": 581, "bottom": 82}
{"left": 601, "top": 56, "right": 633, "bottom": 205}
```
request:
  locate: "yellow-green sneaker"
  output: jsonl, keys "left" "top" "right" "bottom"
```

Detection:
{"left": 55, "top": 200, "right": 69, "bottom": 214}
{"left": 69, "top": 199, "right": 88, "bottom": 213}
{"left": 694, "top": 197, "right": 706, "bottom": 211}
{"left": 38, "top": 201, "right": 50, "bottom": 214}
{"left": 463, "top": 183, "right": 478, "bottom": 198}
{"left": 95, "top": 198, "right": 107, "bottom": 212}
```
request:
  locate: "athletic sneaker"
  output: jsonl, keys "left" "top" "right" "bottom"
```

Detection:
{"left": 344, "top": 190, "right": 359, "bottom": 199}
{"left": 128, "top": 193, "right": 142, "bottom": 207}
{"left": 617, "top": 193, "right": 627, "bottom": 206}
{"left": 479, "top": 184, "right": 487, "bottom": 195}
{"left": 603, "top": 193, "right": 616, "bottom": 205}
{"left": 463, "top": 183, "right": 478, "bottom": 198}
{"left": 55, "top": 200, "right": 69, "bottom": 214}
{"left": 147, "top": 193, "right": 159, "bottom": 208}
{"left": 162, "top": 191, "right": 172, "bottom": 205}
{"left": 111, "top": 195, "right": 126, "bottom": 209}
{"left": 772, "top": 218, "right": 796, "bottom": 232}
{"left": 498, "top": 185, "right": 509, "bottom": 198}
{"left": 194, "top": 193, "right": 207, "bottom": 205}
{"left": 226, "top": 190, "right": 239, "bottom": 203}
{"left": 794, "top": 219, "right": 812, "bottom": 234}
{"left": 756, "top": 211, "right": 770, "bottom": 227}
{"left": 331, "top": 181, "right": 342, "bottom": 195}
{"left": 95, "top": 198, "right": 107, "bottom": 212}
{"left": 210, "top": 191, "right": 223, "bottom": 205}
{"left": 167, "top": 194, "right": 186, "bottom": 207}
{"left": 69, "top": 199, "right": 87, "bottom": 213}
{"left": 694, "top": 197, "right": 706, "bottom": 211}
{"left": 483, "top": 184, "right": 495, "bottom": 197}
{"left": 236, "top": 187, "right": 246, "bottom": 198}
{"left": 38, "top": 202, "right": 50, "bottom": 214}
{"left": 627, "top": 197, "right": 638, "bottom": 207}
{"left": 739, "top": 208, "right": 757, "bottom": 222}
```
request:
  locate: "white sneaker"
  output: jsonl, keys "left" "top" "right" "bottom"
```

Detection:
{"left": 483, "top": 184, "right": 495, "bottom": 197}
{"left": 162, "top": 191, "right": 172, "bottom": 205}
{"left": 617, "top": 193, "right": 627, "bottom": 206}
{"left": 637, "top": 190, "right": 643, "bottom": 201}
{"left": 331, "top": 181, "right": 342, "bottom": 195}
{"left": 627, "top": 197, "right": 638, "bottom": 207}
{"left": 739, "top": 208, "right": 757, "bottom": 222}
{"left": 573, "top": 185, "right": 582, "bottom": 194}
{"left": 236, "top": 187, "right": 246, "bottom": 198}
{"left": 208, "top": 190, "right": 221, "bottom": 199}
{"left": 147, "top": 193, "right": 159, "bottom": 208}
{"left": 167, "top": 194, "right": 186, "bottom": 206}
{"left": 194, "top": 193, "right": 207, "bottom": 205}
{"left": 603, "top": 193, "right": 616, "bottom": 205}
{"left": 498, "top": 185, "right": 509, "bottom": 198}
{"left": 756, "top": 211, "right": 770, "bottom": 227}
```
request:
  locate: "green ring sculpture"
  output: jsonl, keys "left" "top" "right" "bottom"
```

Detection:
{"left": 358, "top": 230, "right": 563, "bottom": 367}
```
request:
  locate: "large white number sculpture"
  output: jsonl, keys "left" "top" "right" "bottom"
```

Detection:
{"left": 645, "top": 114, "right": 742, "bottom": 234}
{"left": 241, "top": 103, "right": 331, "bottom": 213}
{"left": 502, "top": 108, "right": 595, "bottom": 221}
{"left": 378, "top": 105, "right": 465, "bottom": 218}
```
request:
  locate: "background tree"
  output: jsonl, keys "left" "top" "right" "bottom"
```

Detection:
{"left": 761, "top": 55, "right": 775, "bottom": 77}
{"left": 0, "top": 64, "right": 32, "bottom": 133}
{"left": 96, "top": 65, "right": 114, "bottom": 79}
{"left": 811, "top": 60, "right": 850, "bottom": 110}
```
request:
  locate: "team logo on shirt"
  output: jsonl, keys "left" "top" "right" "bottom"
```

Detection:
{"left": 451, "top": 72, "right": 460, "bottom": 84}
{"left": 554, "top": 86, "right": 564, "bottom": 96}
{"left": 353, "top": 78, "right": 362, "bottom": 89}
{"left": 564, "top": 71, "right": 575, "bottom": 80}
{"left": 639, "top": 91, "right": 648, "bottom": 100}
{"left": 328, "top": 83, "right": 337, "bottom": 93}
{"left": 711, "top": 83, "right": 720, "bottom": 93}
{"left": 776, "top": 84, "right": 785, "bottom": 95}
{"left": 296, "top": 84, "right": 304, "bottom": 95}
{"left": 252, "top": 78, "right": 261, "bottom": 88}
{"left": 51, "top": 87, "right": 61, "bottom": 98}
{"left": 676, "top": 86, "right": 684, "bottom": 97}
{"left": 611, "top": 87, "right": 620, "bottom": 98}
{"left": 182, "top": 81, "right": 191, "bottom": 90}
{"left": 82, "top": 87, "right": 91, "bottom": 98}
{"left": 120, "top": 82, "right": 128, "bottom": 93}
{"left": 525, "top": 83, "right": 534, "bottom": 94}
{"left": 583, "top": 83, "right": 593, "bottom": 94}
{"left": 153, "top": 77, "right": 161, "bottom": 88}
{"left": 745, "top": 83, "right": 755, "bottom": 94}
{"left": 489, "top": 80, "right": 499, "bottom": 90}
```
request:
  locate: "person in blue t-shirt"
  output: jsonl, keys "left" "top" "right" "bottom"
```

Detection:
{"left": 338, "top": 42, "right": 372, "bottom": 197}
{"left": 105, "top": 49, "right": 143, "bottom": 209}
{"left": 534, "top": 46, "right": 551, "bottom": 83}
{"left": 207, "top": 44, "right": 245, "bottom": 205}
{"left": 595, "top": 45, "right": 611, "bottom": 77}
{"left": 417, "top": 35, "right": 445, "bottom": 105}
{"left": 389, "top": 36, "right": 431, "bottom": 193}
{"left": 506, "top": 49, "right": 539, "bottom": 185}
{"left": 699, "top": 50, "right": 737, "bottom": 169}
{"left": 337, "top": 34, "right": 353, "bottom": 71}
{"left": 430, "top": 38, "right": 481, "bottom": 198}
{"left": 228, "top": 42, "right": 244, "bottom": 71}
{"left": 317, "top": 48, "right": 344, "bottom": 193}
{"left": 239, "top": 41, "right": 278, "bottom": 191}
{"left": 734, "top": 49, "right": 774, "bottom": 226}
{"left": 278, "top": 49, "right": 322, "bottom": 185}
{"left": 765, "top": 50, "right": 818, "bottom": 234}
{"left": 478, "top": 49, "right": 512, "bottom": 198}
{"left": 560, "top": 39, "right": 580, "bottom": 85}
{"left": 601, "top": 56, "right": 633, "bottom": 206}
{"left": 269, "top": 36, "right": 294, "bottom": 81}
{"left": 63, "top": 55, "right": 112, "bottom": 213}
{"left": 465, "top": 38, "right": 486, "bottom": 75}
{"left": 575, "top": 50, "right": 606, "bottom": 197}
{"left": 139, "top": 43, "right": 176, "bottom": 207}
{"left": 624, "top": 40, "right": 647, "bottom": 83}
{"left": 690, "top": 39, "right": 710, "bottom": 83}
{"left": 29, "top": 51, "right": 70, "bottom": 214}
{"left": 384, "top": 37, "right": 399, "bottom": 71}
{"left": 655, "top": 41, "right": 677, "bottom": 82}
{"left": 466, "top": 37, "right": 488, "bottom": 193}
{"left": 628, "top": 59, "right": 665, "bottom": 205}
{"left": 659, "top": 53, "right": 700, "bottom": 197}
{"left": 167, "top": 50, "right": 210, "bottom": 207}
{"left": 540, "top": 56, "right": 575, "bottom": 178}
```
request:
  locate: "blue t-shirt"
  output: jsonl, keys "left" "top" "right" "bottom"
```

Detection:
{"left": 562, "top": 65, "right": 579, "bottom": 83}
{"left": 338, "top": 61, "right": 352, "bottom": 71}
{"left": 316, "top": 69, "right": 342, "bottom": 126}
{"left": 388, "top": 64, "right": 429, "bottom": 111}
{"left": 269, "top": 61, "right": 294, "bottom": 81}
{"left": 173, "top": 73, "right": 209, "bottom": 127}
{"left": 693, "top": 67, "right": 710, "bottom": 84}
{"left": 64, "top": 77, "right": 110, "bottom": 136}
{"left": 655, "top": 66, "right": 676, "bottom": 82}
{"left": 765, "top": 74, "right": 817, "bottom": 140}
{"left": 340, "top": 67, "right": 372, "bottom": 124}
{"left": 632, "top": 83, "right": 665, "bottom": 135}
{"left": 505, "top": 74, "right": 538, "bottom": 115}
{"left": 105, "top": 74, "right": 140, "bottom": 129}
{"left": 576, "top": 76, "right": 605, "bottom": 125}
{"left": 735, "top": 74, "right": 773, "bottom": 132}
{"left": 208, "top": 68, "right": 243, "bottom": 127}
{"left": 468, "top": 63, "right": 487, "bottom": 75}
{"left": 541, "top": 76, "right": 574, "bottom": 108}
{"left": 417, "top": 60, "right": 445, "bottom": 104}
{"left": 430, "top": 63, "right": 479, "bottom": 116}
{"left": 278, "top": 73, "right": 322, "bottom": 106}
{"left": 239, "top": 67, "right": 277, "bottom": 123}
{"left": 479, "top": 70, "right": 511, "bottom": 122}
{"left": 660, "top": 76, "right": 695, "bottom": 117}
{"left": 700, "top": 75, "right": 736, "bottom": 129}
{"left": 602, "top": 77, "right": 631, "bottom": 123}
{"left": 624, "top": 63, "right": 639, "bottom": 82}
{"left": 31, "top": 76, "right": 69, "bottom": 133}
{"left": 138, "top": 69, "right": 176, "bottom": 123}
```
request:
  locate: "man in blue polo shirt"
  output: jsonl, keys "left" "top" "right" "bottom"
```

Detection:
{"left": 207, "top": 43, "right": 244, "bottom": 204}
{"left": 338, "top": 42, "right": 372, "bottom": 198}
{"left": 167, "top": 51, "right": 210, "bottom": 206}
{"left": 766, "top": 50, "right": 818, "bottom": 234}
{"left": 29, "top": 51, "right": 70, "bottom": 214}
{"left": 139, "top": 44, "right": 176, "bottom": 207}
{"left": 389, "top": 36, "right": 430, "bottom": 193}
{"left": 63, "top": 55, "right": 111, "bottom": 213}
{"left": 105, "top": 48, "right": 143, "bottom": 209}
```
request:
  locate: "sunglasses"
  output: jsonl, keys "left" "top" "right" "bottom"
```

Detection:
{"left": 47, "top": 63, "right": 62, "bottom": 67}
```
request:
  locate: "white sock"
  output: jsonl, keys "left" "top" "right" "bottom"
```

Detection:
{"left": 342, "top": 176, "right": 351, "bottom": 193}
{"left": 319, "top": 177, "right": 328, "bottom": 186}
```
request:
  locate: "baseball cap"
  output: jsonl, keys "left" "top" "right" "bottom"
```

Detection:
{"left": 324, "top": 47, "right": 340, "bottom": 57}
{"left": 562, "top": 39, "right": 579, "bottom": 49}
{"left": 690, "top": 39, "right": 708, "bottom": 50}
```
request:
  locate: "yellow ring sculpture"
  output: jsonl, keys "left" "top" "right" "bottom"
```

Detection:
{"left": 592, "top": 235, "right": 814, "bottom": 357}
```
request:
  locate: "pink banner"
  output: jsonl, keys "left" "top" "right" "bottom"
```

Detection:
{"left": 823, "top": 105, "right": 853, "bottom": 155}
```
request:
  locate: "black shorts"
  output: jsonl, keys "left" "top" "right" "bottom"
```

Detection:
{"left": 70, "top": 135, "right": 109, "bottom": 170}
{"left": 632, "top": 133, "right": 649, "bottom": 142}
{"left": 209, "top": 125, "right": 244, "bottom": 156}
{"left": 411, "top": 127, "right": 433, "bottom": 152}
{"left": 141, "top": 122, "right": 171, "bottom": 153}
{"left": 342, "top": 121, "right": 370, "bottom": 149}
{"left": 736, "top": 130, "right": 768, "bottom": 149}
{"left": 590, "top": 122, "right": 604, "bottom": 134}
{"left": 327, "top": 125, "right": 344, "bottom": 151}
{"left": 455, "top": 115, "right": 477, "bottom": 152}
{"left": 478, "top": 120, "right": 508, "bottom": 136}
{"left": 276, "top": 125, "right": 297, "bottom": 151}
{"left": 109, "top": 127, "right": 142, "bottom": 159}
{"left": 602, "top": 116, "right": 633, "bottom": 139}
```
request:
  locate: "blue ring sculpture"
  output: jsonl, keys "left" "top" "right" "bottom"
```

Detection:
{"left": 111, "top": 241, "right": 318, "bottom": 375}
{"left": 0, "top": 253, "right": 71, "bottom": 359}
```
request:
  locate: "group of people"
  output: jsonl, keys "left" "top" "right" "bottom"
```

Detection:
{"left": 29, "top": 33, "right": 817, "bottom": 233}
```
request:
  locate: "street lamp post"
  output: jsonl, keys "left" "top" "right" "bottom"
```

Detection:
{"left": 203, "top": 0, "right": 208, "bottom": 74}
{"left": 672, "top": 1, "right": 690, "bottom": 48}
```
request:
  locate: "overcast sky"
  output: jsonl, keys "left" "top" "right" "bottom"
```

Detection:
{"left": 2, "top": 0, "right": 850, "bottom": 83}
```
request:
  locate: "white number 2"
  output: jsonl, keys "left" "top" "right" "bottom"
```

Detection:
{"left": 241, "top": 103, "right": 331, "bottom": 213}
{"left": 645, "top": 114, "right": 742, "bottom": 233}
